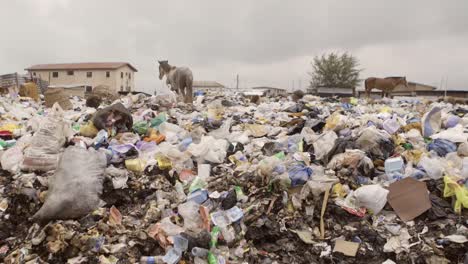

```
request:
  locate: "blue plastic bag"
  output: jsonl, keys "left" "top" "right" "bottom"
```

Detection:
{"left": 427, "top": 138, "right": 457, "bottom": 157}
{"left": 288, "top": 164, "right": 313, "bottom": 187}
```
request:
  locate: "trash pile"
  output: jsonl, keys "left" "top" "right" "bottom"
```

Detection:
{"left": 0, "top": 92, "right": 467, "bottom": 263}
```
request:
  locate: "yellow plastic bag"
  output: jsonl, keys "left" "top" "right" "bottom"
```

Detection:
{"left": 125, "top": 159, "right": 146, "bottom": 172}
{"left": 380, "top": 106, "right": 392, "bottom": 114}
{"left": 0, "top": 123, "right": 21, "bottom": 132}
{"left": 324, "top": 112, "right": 345, "bottom": 131}
{"left": 155, "top": 154, "right": 172, "bottom": 170}
{"left": 79, "top": 122, "right": 98, "bottom": 137}
{"left": 443, "top": 176, "right": 468, "bottom": 214}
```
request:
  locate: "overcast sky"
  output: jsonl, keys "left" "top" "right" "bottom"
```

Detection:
{"left": 1, "top": 0, "right": 467, "bottom": 93}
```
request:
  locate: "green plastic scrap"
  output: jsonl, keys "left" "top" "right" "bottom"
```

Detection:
{"left": 210, "top": 226, "right": 220, "bottom": 248}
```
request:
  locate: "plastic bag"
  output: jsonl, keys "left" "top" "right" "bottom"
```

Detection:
{"left": 313, "top": 131, "right": 337, "bottom": 161}
{"left": 79, "top": 121, "right": 98, "bottom": 137}
{"left": 431, "top": 125, "right": 468, "bottom": 143}
{"left": 427, "top": 139, "right": 457, "bottom": 157}
{"left": 178, "top": 201, "right": 202, "bottom": 232}
{"left": 356, "top": 126, "right": 394, "bottom": 159}
{"left": 32, "top": 146, "right": 107, "bottom": 221}
{"left": 187, "top": 136, "right": 229, "bottom": 164}
{"left": 288, "top": 164, "right": 313, "bottom": 187}
{"left": 443, "top": 175, "right": 468, "bottom": 214}
{"left": 324, "top": 112, "right": 346, "bottom": 131}
{"left": 383, "top": 115, "right": 401, "bottom": 134}
{"left": 421, "top": 106, "right": 441, "bottom": 137}
{"left": 92, "top": 103, "right": 133, "bottom": 133}
{"left": 353, "top": 184, "right": 389, "bottom": 215}
{"left": 458, "top": 142, "right": 468, "bottom": 157}
{"left": 133, "top": 121, "right": 149, "bottom": 135}
{"left": 418, "top": 155, "right": 445, "bottom": 179}
{"left": 0, "top": 134, "right": 31, "bottom": 173}
{"left": 21, "top": 103, "right": 71, "bottom": 172}
{"left": 153, "top": 91, "right": 177, "bottom": 108}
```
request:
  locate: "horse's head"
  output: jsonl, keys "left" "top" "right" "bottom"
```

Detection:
{"left": 158, "top": 64, "right": 165, "bottom": 80}
{"left": 158, "top": 60, "right": 169, "bottom": 80}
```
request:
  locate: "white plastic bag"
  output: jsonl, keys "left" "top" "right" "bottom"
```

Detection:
{"left": 21, "top": 103, "right": 71, "bottom": 172}
{"left": 353, "top": 184, "right": 389, "bottom": 215}
{"left": 313, "top": 130, "right": 338, "bottom": 161}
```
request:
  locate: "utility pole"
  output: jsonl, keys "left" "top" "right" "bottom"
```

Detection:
{"left": 444, "top": 76, "right": 448, "bottom": 100}
{"left": 236, "top": 74, "right": 239, "bottom": 90}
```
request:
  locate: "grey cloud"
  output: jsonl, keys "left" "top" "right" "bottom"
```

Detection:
{"left": 1, "top": 0, "right": 467, "bottom": 92}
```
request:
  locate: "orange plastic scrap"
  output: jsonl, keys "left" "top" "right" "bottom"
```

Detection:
{"left": 147, "top": 223, "right": 171, "bottom": 249}
{"left": 108, "top": 206, "right": 122, "bottom": 226}
{"left": 443, "top": 175, "right": 468, "bottom": 214}
{"left": 144, "top": 129, "right": 166, "bottom": 144}
{"left": 199, "top": 205, "right": 211, "bottom": 232}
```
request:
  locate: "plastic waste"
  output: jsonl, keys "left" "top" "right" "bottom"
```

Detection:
{"left": 178, "top": 201, "right": 203, "bottom": 232}
{"left": 421, "top": 106, "right": 441, "bottom": 137}
{"left": 427, "top": 138, "right": 457, "bottom": 157}
{"left": 313, "top": 130, "right": 338, "bottom": 161}
{"left": 21, "top": 103, "right": 72, "bottom": 172}
{"left": 383, "top": 115, "right": 401, "bottom": 134}
{"left": 32, "top": 146, "right": 107, "bottom": 221}
{"left": 288, "top": 164, "right": 313, "bottom": 187}
{"left": 418, "top": 155, "right": 444, "bottom": 179}
{"left": 385, "top": 157, "right": 404, "bottom": 182}
{"left": 92, "top": 103, "right": 133, "bottom": 133}
{"left": 443, "top": 175, "right": 468, "bottom": 213}
{"left": 192, "top": 247, "right": 209, "bottom": 257}
{"left": 353, "top": 185, "right": 389, "bottom": 215}
{"left": 324, "top": 112, "right": 346, "bottom": 131}
{"left": 80, "top": 121, "right": 99, "bottom": 137}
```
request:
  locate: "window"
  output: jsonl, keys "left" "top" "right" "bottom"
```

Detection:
{"left": 33, "top": 72, "right": 36, "bottom": 76}
{"left": 121, "top": 72, "right": 123, "bottom": 78}
{"left": 87, "top": 72, "right": 92, "bottom": 78}
{"left": 128, "top": 73, "right": 131, "bottom": 79}
{"left": 67, "top": 70, "right": 74, "bottom": 76}
{"left": 85, "top": 86, "right": 92, "bottom": 93}
{"left": 120, "top": 85, "right": 123, "bottom": 91}
{"left": 106, "top": 71, "right": 110, "bottom": 78}
{"left": 52, "top": 72, "right": 58, "bottom": 78}
{"left": 126, "top": 86, "right": 131, "bottom": 91}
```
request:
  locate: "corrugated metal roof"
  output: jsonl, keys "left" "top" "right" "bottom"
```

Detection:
{"left": 25, "top": 62, "right": 138, "bottom": 72}
{"left": 252, "top": 86, "right": 286, "bottom": 91}
{"left": 192, "top": 81, "right": 225, "bottom": 88}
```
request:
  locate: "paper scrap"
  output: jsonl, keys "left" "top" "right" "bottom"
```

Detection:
{"left": 387, "top": 177, "right": 431, "bottom": 221}
{"left": 333, "top": 240, "right": 359, "bottom": 256}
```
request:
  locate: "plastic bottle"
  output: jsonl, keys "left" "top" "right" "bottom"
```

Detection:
{"left": 140, "top": 256, "right": 164, "bottom": 264}
{"left": 192, "top": 247, "right": 209, "bottom": 257}
{"left": 172, "top": 235, "right": 189, "bottom": 252}
{"left": 162, "top": 247, "right": 182, "bottom": 264}
{"left": 187, "top": 189, "right": 209, "bottom": 204}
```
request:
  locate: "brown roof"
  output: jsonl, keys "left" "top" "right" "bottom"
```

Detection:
{"left": 25, "top": 62, "right": 137, "bottom": 72}
{"left": 192, "top": 81, "right": 225, "bottom": 88}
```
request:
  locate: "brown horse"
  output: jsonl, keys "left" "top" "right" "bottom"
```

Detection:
{"left": 365, "top": 77, "right": 408, "bottom": 98}
{"left": 158, "top": 60, "right": 194, "bottom": 104}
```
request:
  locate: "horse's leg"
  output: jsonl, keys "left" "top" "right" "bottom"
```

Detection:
{"left": 185, "top": 78, "right": 193, "bottom": 104}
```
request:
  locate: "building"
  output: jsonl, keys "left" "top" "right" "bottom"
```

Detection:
{"left": 25, "top": 62, "right": 137, "bottom": 93}
{"left": 251, "top": 86, "right": 287, "bottom": 97}
{"left": 356, "top": 81, "right": 468, "bottom": 100}
{"left": 307, "top": 87, "right": 355, "bottom": 97}
{"left": 192, "top": 81, "right": 225, "bottom": 93}
{"left": 357, "top": 82, "right": 436, "bottom": 98}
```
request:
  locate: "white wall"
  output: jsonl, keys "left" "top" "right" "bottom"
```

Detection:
{"left": 30, "top": 65, "right": 136, "bottom": 93}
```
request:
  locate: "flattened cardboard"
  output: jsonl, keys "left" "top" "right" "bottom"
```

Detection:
{"left": 387, "top": 177, "right": 432, "bottom": 221}
{"left": 333, "top": 240, "right": 360, "bottom": 256}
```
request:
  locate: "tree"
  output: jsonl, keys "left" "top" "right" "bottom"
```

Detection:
{"left": 308, "top": 52, "right": 362, "bottom": 91}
